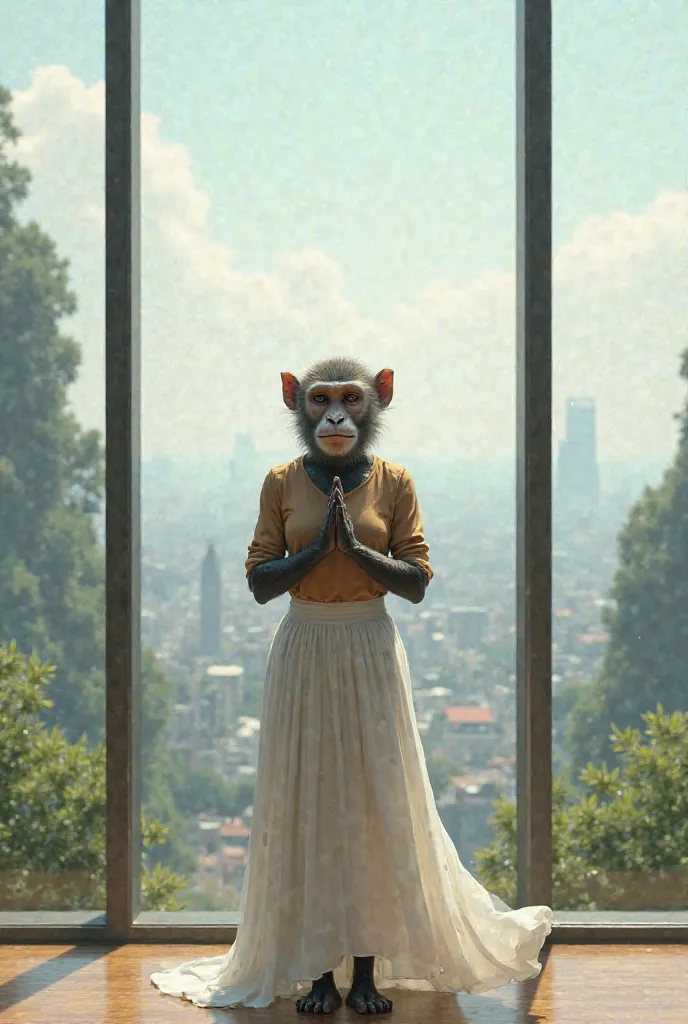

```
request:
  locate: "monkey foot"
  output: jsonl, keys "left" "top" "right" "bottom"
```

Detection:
{"left": 296, "top": 976, "right": 342, "bottom": 1014}
{"left": 346, "top": 981, "right": 393, "bottom": 1015}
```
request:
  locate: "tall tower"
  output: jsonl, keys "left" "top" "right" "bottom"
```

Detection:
{"left": 200, "top": 542, "right": 222, "bottom": 658}
{"left": 556, "top": 397, "right": 599, "bottom": 516}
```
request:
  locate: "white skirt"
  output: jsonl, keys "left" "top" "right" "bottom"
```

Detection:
{"left": 150, "top": 598, "right": 552, "bottom": 1008}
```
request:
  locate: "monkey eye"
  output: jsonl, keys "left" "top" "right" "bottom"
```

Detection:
{"left": 312, "top": 394, "right": 327, "bottom": 404}
{"left": 344, "top": 393, "right": 360, "bottom": 403}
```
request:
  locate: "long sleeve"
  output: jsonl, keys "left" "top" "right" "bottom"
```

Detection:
{"left": 245, "top": 470, "right": 286, "bottom": 578}
{"left": 389, "top": 470, "right": 434, "bottom": 580}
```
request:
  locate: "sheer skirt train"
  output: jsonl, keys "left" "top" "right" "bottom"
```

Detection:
{"left": 150, "top": 598, "right": 552, "bottom": 1008}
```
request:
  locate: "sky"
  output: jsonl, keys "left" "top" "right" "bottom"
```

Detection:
{"left": 2, "top": 0, "right": 687, "bottom": 462}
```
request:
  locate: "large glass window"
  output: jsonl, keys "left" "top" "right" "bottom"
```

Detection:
{"left": 3, "top": 0, "right": 685, "bottom": 940}
{"left": 550, "top": 3, "right": 688, "bottom": 912}
{"left": 0, "top": 3, "right": 106, "bottom": 912}
{"left": 138, "top": 0, "right": 517, "bottom": 916}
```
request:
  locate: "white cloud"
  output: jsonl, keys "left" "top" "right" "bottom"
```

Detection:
{"left": 11, "top": 66, "right": 688, "bottom": 463}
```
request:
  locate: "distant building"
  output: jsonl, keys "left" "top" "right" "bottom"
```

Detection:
{"left": 200, "top": 542, "right": 222, "bottom": 658}
{"left": 447, "top": 607, "right": 488, "bottom": 650}
{"left": 218, "top": 817, "right": 252, "bottom": 846}
{"left": 203, "top": 663, "right": 245, "bottom": 733}
{"left": 221, "top": 845, "right": 249, "bottom": 886}
{"left": 443, "top": 705, "right": 501, "bottom": 766}
{"left": 439, "top": 772, "right": 504, "bottom": 871}
{"left": 556, "top": 396, "right": 599, "bottom": 517}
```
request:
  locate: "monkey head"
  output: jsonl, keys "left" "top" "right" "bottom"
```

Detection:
{"left": 281, "top": 357, "right": 393, "bottom": 467}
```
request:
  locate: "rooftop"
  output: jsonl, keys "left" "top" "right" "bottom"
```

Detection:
{"left": 445, "top": 705, "right": 494, "bottom": 726}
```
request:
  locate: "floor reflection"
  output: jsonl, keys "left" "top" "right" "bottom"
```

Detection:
{"left": 1, "top": 944, "right": 687, "bottom": 1023}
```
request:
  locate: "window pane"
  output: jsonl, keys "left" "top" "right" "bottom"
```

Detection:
{"left": 139, "top": 1, "right": 516, "bottom": 916}
{"left": 1, "top": 3, "right": 106, "bottom": 912}
{"left": 552, "top": 3, "right": 688, "bottom": 911}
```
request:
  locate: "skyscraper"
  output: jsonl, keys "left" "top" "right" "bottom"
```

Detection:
{"left": 200, "top": 542, "right": 222, "bottom": 658}
{"left": 556, "top": 397, "right": 599, "bottom": 517}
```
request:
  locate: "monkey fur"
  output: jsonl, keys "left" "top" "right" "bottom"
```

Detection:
{"left": 248, "top": 357, "right": 430, "bottom": 1014}
{"left": 248, "top": 357, "right": 428, "bottom": 609}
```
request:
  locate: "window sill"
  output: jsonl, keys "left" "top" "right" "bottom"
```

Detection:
{"left": 552, "top": 911, "right": 688, "bottom": 943}
{"left": 1, "top": 910, "right": 687, "bottom": 944}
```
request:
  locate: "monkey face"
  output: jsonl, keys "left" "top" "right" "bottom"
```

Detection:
{"left": 307, "top": 382, "right": 364, "bottom": 458}
{"left": 281, "top": 360, "right": 394, "bottom": 466}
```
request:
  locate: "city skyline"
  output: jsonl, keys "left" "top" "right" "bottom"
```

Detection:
{"left": 3, "top": 2, "right": 687, "bottom": 462}
{"left": 144, "top": 396, "right": 665, "bottom": 482}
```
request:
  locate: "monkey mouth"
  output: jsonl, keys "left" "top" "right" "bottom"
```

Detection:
{"left": 320, "top": 432, "right": 356, "bottom": 440}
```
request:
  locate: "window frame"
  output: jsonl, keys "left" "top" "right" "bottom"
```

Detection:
{"left": 1, "top": 0, "right": 687, "bottom": 946}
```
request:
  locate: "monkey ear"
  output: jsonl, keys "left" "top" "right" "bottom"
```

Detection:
{"left": 281, "top": 372, "right": 300, "bottom": 410}
{"left": 374, "top": 368, "right": 394, "bottom": 408}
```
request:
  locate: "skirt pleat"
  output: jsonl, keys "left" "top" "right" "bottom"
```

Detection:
{"left": 150, "top": 598, "right": 552, "bottom": 1008}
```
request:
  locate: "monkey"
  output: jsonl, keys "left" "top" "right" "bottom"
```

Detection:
{"left": 244, "top": 358, "right": 431, "bottom": 1015}
{"left": 248, "top": 357, "right": 429, "bottom": 611}
{"left": 149, "top": 357, "right": 552, "bottom": 1015}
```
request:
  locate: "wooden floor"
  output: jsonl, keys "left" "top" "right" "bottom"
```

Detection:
{"left": 0, "top": 944, "right": 686, "bottom": 1023}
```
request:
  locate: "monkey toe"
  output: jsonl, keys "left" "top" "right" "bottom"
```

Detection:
{"left": 296, "top": 983, "right": 342, "bottom": 1014}
{"left": 346, "top": 986, "right": 392, "bottom": 1015}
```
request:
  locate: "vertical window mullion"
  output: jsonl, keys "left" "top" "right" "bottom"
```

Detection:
{"left": 515, "top": 0, "right": 553, "bottom": 909}
{"left": 105, "top": 0, "right": 142, "bottom": 941}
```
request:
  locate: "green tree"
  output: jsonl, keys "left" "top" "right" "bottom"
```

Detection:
{"left": 171, "top": 761, "right": 255, "bottom": 819}
{"left": 0, "top": 644, "right": 187, "bottom": 911}
{"left": 567, "top": 350, "right": 688, "bottom": 777}
{"left": 143, "top": 746, "right": 197, "bottom": 879}
{"left": 0, "top": 85, "right": 192, "bottom": 892}
{"left": 0, "top": 85, "right": 106, "bottom": 745}
{"left": 476, "top": 707, "right": 688, "bottom": 910}
{"left": 426, "top": 753, "right": 465, "bottom": 799}
{"left": 140, "top": 650, "right": 193, "bottom": 877}
{"left": 181, "top": 877, "right": 242, "bottom": 913}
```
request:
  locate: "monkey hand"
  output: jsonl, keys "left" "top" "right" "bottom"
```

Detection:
{"left": 335, "top": 498, "right": 358, "bottom": 555}
{"left": 315, "top": 485, "right": 338, "bottom": 556}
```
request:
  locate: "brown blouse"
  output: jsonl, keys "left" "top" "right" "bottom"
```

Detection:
{"left": 245, "top": 455, "right": 433, "bottom": 603}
